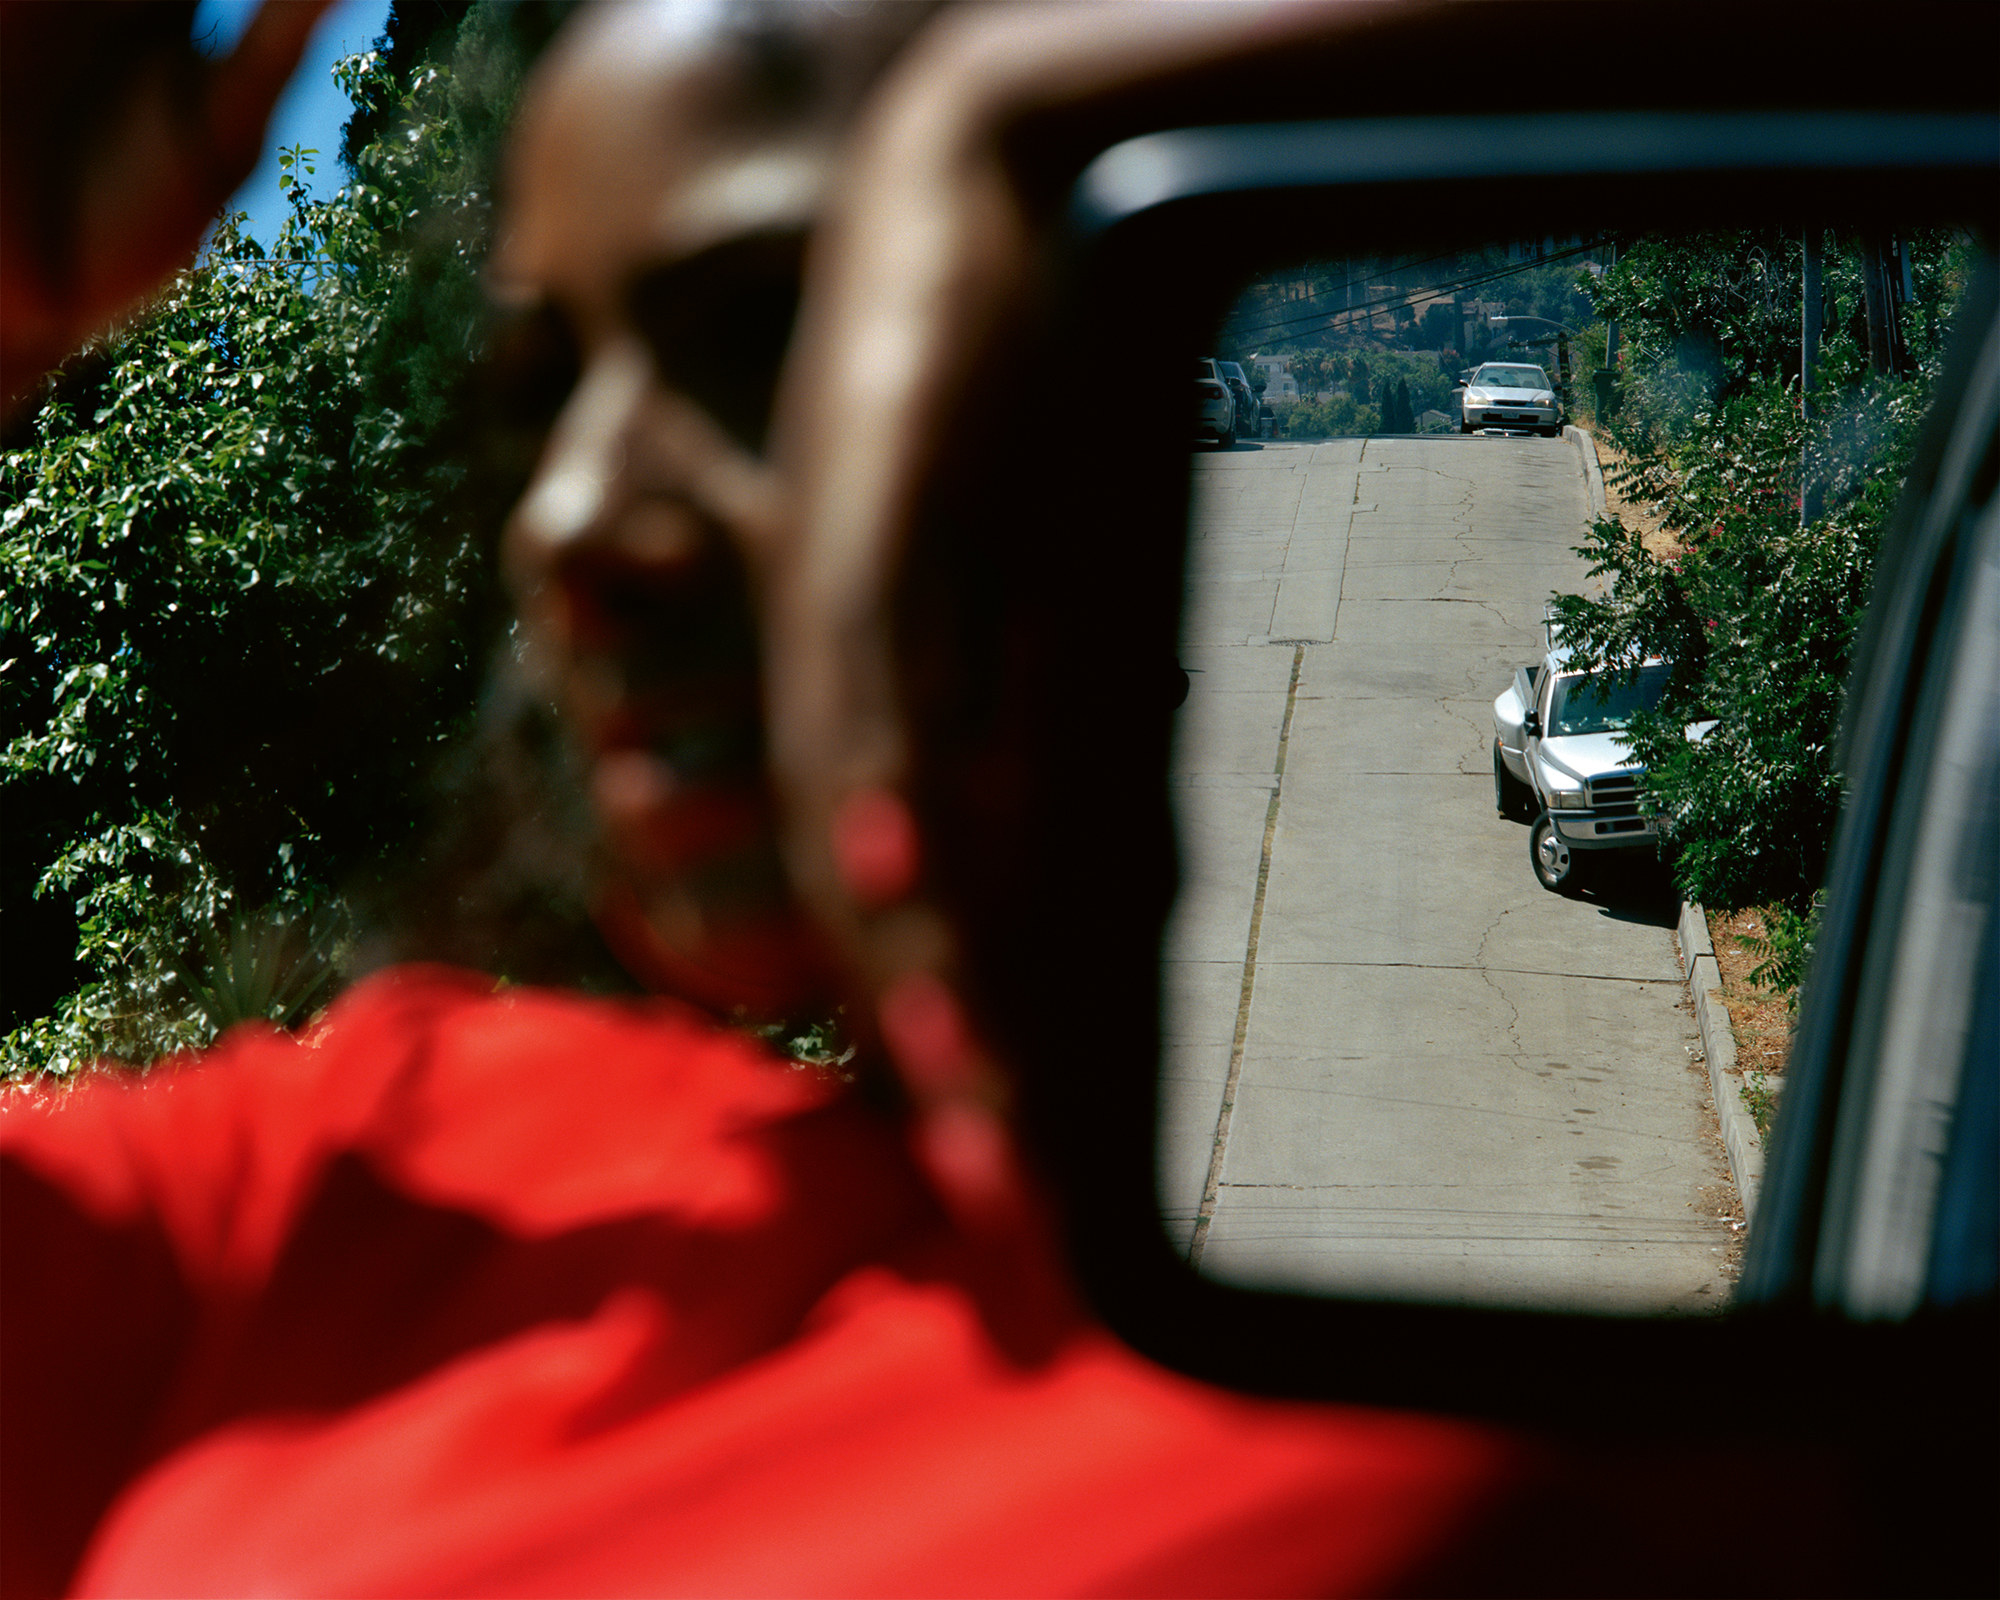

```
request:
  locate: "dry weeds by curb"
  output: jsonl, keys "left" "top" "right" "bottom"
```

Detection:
{"left": 1574, "top": 423, "right": 1681, "bottom": 560}
{"left": 1706, "top": 905, "right": 1795, "bottom": 1137}
{"left": 1679, "top": 901, "right": 1766, "bottom": 1229}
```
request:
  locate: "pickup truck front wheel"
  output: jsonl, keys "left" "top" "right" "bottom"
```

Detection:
{"left": 1530, "top": 812, "right": 1587, "bottom": 896}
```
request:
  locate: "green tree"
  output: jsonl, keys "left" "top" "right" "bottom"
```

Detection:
{"left": 1550, "top": 233, "right": 1974, "bottom": 957}
{"left": 1275, "top": 393, "right": 1375, "bottom": 438}
{"left": 0, "top": 11, "right": 563, "bottom": 1078}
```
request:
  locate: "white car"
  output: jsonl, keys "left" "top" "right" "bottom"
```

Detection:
{"left": 1460, "top": 361, "right": 1561, "bottom": 436}
{"left": 1194, "top": 357, "right": 1237, "bottom": 445}
{"left": 1215, "top": 359, "right": 1260, "bottom": 437}
{"left": 1492, "top": 634, "right": 1681, "bottom": 894}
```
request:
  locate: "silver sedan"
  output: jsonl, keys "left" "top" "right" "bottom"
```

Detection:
{"left": 1459, "top": 362, "right": 1560, "bottom": 436}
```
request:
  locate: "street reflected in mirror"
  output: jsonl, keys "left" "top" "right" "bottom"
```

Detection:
{"left": 1160, "top": 232, "right": 1973, "bottom": 1309}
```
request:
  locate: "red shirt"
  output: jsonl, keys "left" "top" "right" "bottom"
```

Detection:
{"left": 0, "top": 966, "right": 1557, "bottom": 1596}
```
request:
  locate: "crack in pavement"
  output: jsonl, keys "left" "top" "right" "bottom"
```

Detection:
{"left": 1444, "top": 695, "right": 1494, "bottom": 774}
{"left": 1437, "top": 478, "right": 1480, "bottom": 599}
{"left": 1473, "top": 899, "right": 1529, "bottom": 1066}
{"left": 1187, "top": 641, "right": 1305, "bottom": 1271}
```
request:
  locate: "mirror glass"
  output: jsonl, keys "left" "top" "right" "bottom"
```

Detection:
{"left": 1158, "top": 228, "right": 1979, "bottom": 1311}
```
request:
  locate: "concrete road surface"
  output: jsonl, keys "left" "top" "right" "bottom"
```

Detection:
{"left": 1159, "top": 433, "right": 1737, "bottom": 1313}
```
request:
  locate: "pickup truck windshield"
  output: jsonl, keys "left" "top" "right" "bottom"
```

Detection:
{"left": 1547, "top": 663, "right": 1671, "bottom": 736}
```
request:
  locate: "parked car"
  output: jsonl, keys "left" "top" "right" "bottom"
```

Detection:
{"left": 1215, "top": 359, "right": 1258, "bottom": 439}
{"left": 1492, "top": 624, "right": 1705, "bottom": 892}
{"left": 1460, "top": 361, "right": 1561, "bottom": 436}
{"left": 1194, "top": 356, "right": 1236, "bottom": 445}
{"left": 1448, "top": 366, "right": 1476, "bottom": 428}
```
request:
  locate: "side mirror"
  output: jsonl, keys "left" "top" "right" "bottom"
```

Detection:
{"left": 1523, "top": 710, "right": 1542, "bottom": 738}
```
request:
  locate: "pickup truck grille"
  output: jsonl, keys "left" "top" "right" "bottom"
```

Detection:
{"left": 1588, "top": 771, "right": 1642, "bottom": 818}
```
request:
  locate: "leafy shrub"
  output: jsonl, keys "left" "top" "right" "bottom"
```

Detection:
{"left": 1550, "top": 370, "right": 1931, "bottom": 915}
{"left": 1741, "top": 897, "right": 1822, "bottom": 1006}
{"left": 0, "top": 40, "right": 518, "bottom": 1078}
{"left": 1548, "top": 232, "right": 1971, "bottom": 940}
{"left": 1274, "top": 394, "right": 1377, "bottom": 437}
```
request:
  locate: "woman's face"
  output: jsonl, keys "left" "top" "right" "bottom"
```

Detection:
{"left": 490, "top": 14, "right": 834, "bottom": 1017}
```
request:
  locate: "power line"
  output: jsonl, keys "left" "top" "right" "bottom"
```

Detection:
{"left": 1245, "top": 239, "right": 1492, "bottom": 308}
{"left": 1228, "top": 241, "right": 1603, "bottom": 346}
{"left": 1223, "top": 239, "right": 1606, "bottom": 346}
{"left": 1225, "top": 240, "right": 1602, "bottom": 343}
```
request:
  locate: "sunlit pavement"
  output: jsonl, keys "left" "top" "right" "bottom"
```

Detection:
{"left": 1161, "top": 434, "right": 1737, "bottom": 1313}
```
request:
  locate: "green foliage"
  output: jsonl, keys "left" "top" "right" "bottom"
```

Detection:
{"left": 176, "top": 903, "right": 350, "bottom": 1037}
{"left": 1741, "top": 897, "right": 1821, "bottom": 1008}
{"left": 1743, "top": 1071, "right": 1781, "bottom": 1140}
{"left": 753, "top": 1010, "right": 859, "bottom": 1080}
{"left": 1267, "top": 350, "right": 1450, "bottom": 437}
{"left": 1273, "top": 394, "right": 1377, "bottom": 438}
{"left": 1360, "top": 351, "right": 1450, "bottom": 419}
{"left": 1548, "top": 232, "right": 1971, "bottom": 959}
{"left": 1, "top": 31, "right": 524, "bottom": 1078}
{"left": 1550, "top": 371, "right": 1927, "bottom": 915}
{"left": 1589, "top": 234, "right": 1805, "bottom": 430}
{"left": 1385, "top": 378, "right": 1415, "bottom": 433}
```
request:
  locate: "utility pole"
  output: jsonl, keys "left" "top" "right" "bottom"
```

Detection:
{"left": 1802, "top": 228, "right": 1823, "bottom": 524}
{"left": 1859, "top": 234, "right": 1903, "bottom": 377}
{"left": 1801, "top": 230, "right": 1822, "bottom": 411}
{"left": 1602, "top": 239, "right": 1619, "bottom": 367}
{"left": 1888, "top": 238, "right": 1911, "bottom": 376}
{"left": 1595, "top": 240, "right": 1620, "bottom": 422}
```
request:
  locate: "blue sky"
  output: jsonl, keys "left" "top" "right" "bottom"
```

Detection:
{"left": 193, "top": 0, "right": 395, "bottom": 245}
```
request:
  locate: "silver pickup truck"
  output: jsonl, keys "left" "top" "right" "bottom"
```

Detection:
{"left": 1491, "top": 626, "right": 1682, "bottom": 893}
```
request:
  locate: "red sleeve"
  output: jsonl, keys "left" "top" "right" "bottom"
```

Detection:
{"left": 1, "top": 968, "right": 483, "bottom": 1596}
{"left": 14, "top": 968, "right": 1705, "bottom": 1599}
{"left": 2, "top": 1144, "right": 193, "bottom": 1599}
{"left": 2, "top": 966, "right": 913, "bottom": 1599}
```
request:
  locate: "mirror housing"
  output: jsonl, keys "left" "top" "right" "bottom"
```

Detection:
{"left": 821, "top": 0, "right": 1996, "bottom": 1439}
{"left": 1020, "top": 80, "right": 1995, "bottom": 1429}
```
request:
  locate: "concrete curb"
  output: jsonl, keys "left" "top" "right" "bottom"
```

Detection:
{"left": 1678, "top": 900, "right": 1764, "bottom": 1224}
{"left": 1566, "top": 424, "right": 1606, "bottom": 518}
{"left": 1565, "top": 434, "right": 1757, "bottom": 1215}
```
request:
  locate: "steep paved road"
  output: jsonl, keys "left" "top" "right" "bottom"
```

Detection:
{"left": 1159, "top": 433, "right": 1737, "bottom": 1312}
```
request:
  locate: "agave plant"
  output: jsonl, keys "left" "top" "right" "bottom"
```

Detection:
{"left": 176, "top": 902, "right": 349, "bottom": 1037}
